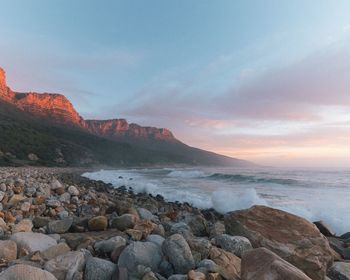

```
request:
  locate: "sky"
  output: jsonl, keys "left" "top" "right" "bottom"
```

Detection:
{"left": 1, "top": 0, "right": 350, "bottom": 167}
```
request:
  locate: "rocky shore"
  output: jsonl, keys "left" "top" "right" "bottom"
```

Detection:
{"left": 0, "top": 167, "right": 348, "bottom": 280}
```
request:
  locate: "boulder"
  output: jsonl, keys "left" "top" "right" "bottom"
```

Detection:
{"left": 182, "top": 213, "right": 208, "bottom": 236}
{"left": 94, "top": 236, "right": 126, "bottom": 254}
{"left": 138, "top": 207, "right": 158, "bottom": 222}
{"left": 46, "top": 199, "right": 61, "bottom": 208}
{"left": 10, "top": 232, "right": 57, "bottom": 255}
{"left": 241, "top": 247, "right": 312, "bottom": 280}
{"left": 118, "top": 241, "right": 162, "bottom": 275}
{"left": 146, "top": 234, "right": 165, "bottom": 247}
{"left": 67, "top": 185, "right": 79, "bottom": 196}
{"left": 328, "top": 262, "right": 350, "bottom": 280}
{"left": 134, "top": 220, "right": 157, "bottom": 239}
{"left": 211, "top": 234, "right": 252, "bottom": 257}
{"left": 224, "top": 205, "right": 333, "bottom": 280}
{"left": 187, "top": 270, "right": 206, "bottom": 280}
{"left": 110, "top": 214, "right": 138, "bottom": 231}
{"left": 44, "top": 251, "right": 85, "bottom": 280}
{"left": 0, "top": 264, "right": 57, "bottom": 280}
{"left": 197, "top": 259, "right": 219, "bottom": 273}
{"left": 33, "top": 216, "right": 51, "bottom": 228}
{"left": 162, "top": 234, "right": 195, "bottom": 274}
{"left": 12, "top": 219, "right": 33, "bottom": 233}
{"left": 85, "top": 257, "right": 116, "bottom": 280}
{"left": 209, "top": 246, "right": 240, "bottom": 280}
{"left": 88, "top": 216, "right": 108, "bottom": 231}
{"left": 40, "top": 243, "right": 71, "bottom": 260}
{"left": 0, "top": 240, "right": 17, "bottom": 262}
{"left": 187, "top": 237, "right": 212, "bottom": 260}
{"left": 47, "top": 218, "right": 73, "bottom": 234}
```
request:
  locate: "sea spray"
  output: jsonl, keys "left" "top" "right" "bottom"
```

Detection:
{"left": 83, "top": 167, "right": 350, "bottom": 234}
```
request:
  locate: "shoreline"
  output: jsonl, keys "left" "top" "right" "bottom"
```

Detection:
{"left": 0, "top": 167, "right": 347, "bottom": 279}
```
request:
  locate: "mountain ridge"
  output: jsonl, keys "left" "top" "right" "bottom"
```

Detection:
{"left": 0, "top": 66, "right": 253, "bottom": 167}
{"left": 0, "top": 68, "right": 179, "bottom": 143}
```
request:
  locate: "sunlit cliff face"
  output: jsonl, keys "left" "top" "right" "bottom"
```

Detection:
{"left": 0, "top": 67, "right": 178, "bottom": 143}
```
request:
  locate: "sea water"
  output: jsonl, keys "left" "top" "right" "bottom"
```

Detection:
{"left": 83, "top": 167, "right": 350, "bottom": 235}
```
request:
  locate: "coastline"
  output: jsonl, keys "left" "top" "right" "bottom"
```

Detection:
{"left": 0, "top": 167, "right": 346, "bottom": 279}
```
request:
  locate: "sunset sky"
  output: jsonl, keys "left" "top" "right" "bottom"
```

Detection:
{"left": 2, "top": 0, "right": 350, "bottom": 166}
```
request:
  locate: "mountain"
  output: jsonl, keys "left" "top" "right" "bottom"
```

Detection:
{"left": 0, "top": 67, "right": 253, "bottom": 167}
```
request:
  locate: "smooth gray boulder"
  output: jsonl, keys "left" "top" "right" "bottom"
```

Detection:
{"left": 146, "top": 234, "right": 165, "bottom": 247}
{"left": 0, "top": 264, "right": 57, "bottom": 280}
{"left": 211, "top": 234, "right": 252, "bottom": 257}
{"left": 118, "top": 241, "right": 162, "bottom": 275}
{"left": 162, "top": 234, "right": 195, "bottom": 274}
{"left": 85, "top": 257, "right": 116, "bottom": 280}
{"left": 47, "top": 218, "right": 73, "bottom": 234}
{"left": 94, "top": 236, "right": 126, "bottom": 254}
{"left": 10, "top": 232, "right": 57, "bottom": 255}
{"left": 44, "top": 251, "right": 85, "bottom": 280}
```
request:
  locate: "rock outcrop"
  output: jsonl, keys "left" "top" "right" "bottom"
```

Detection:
{"left": 85, "top": 119, "right": 177, "bottom": 142}
{"left": 241, "top": 248, "right": 312, "bottom": 280}
{"left": 224, "top": 205, "right": 334, "bottom": 280}
{"left": 0, "top": 67, "right": 178, "bottom": 143}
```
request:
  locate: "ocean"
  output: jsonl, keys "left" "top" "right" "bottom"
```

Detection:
{"left": 83, "top": 167, "right": 350, "bottom": 235}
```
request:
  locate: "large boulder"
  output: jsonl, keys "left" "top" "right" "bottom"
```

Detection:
{"left": 209, "top": 246, "right": 240, "bottom": 280}
{"left": 47, "top": 218, "right": 73, "bottom": 234}
{"left": 241, "top": 247, "right": 312, "bottom": 280}
{"left": 0, "top": 264, "right": 57, "bottom": 280}
{"left": 118, "top": 241, "right": 162, "bottom": 276}
{"left": 10, "top": 232, "right": 57, "bottom": 255}
{"left": 88, "top": 216, "right": 108, "bottom": 231}
{"left": 211, "top": 234, "right": 252, "bottom": 257}
{"left": 44, "top": 251, "right": 86, "bottom": 280}
{"left": 224, "top": 205, "right": 333, "bottom": 280}
{"left": 328, "top": 262, "right": 350, "bottom": 280}
{"left": 94, "top": 236, "right": 126, "bottom": 254}
{"left": 0, "top": 240, "right": 17, "bottom": 262}
{"left": 162, "top": 234, "right": 195, "bottom": 274}
{"left": 110, "top": 214, "right": 138, "bottom": 231}
{"left": 85, "top": 257, "right": 116, "bottom": 280}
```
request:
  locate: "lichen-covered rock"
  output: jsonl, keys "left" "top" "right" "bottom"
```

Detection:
{"left": 224, "top": 205, "right": 333, "bottom": 280}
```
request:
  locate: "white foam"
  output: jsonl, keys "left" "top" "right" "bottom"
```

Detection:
{"left": 83, "top": 168, "right": 350, "bottom": 235}
{"left": 211, "top": 189, "right": 268, "bottom": 213}
{"left": 167, "top": 169, "right": 206, "bottom": 178}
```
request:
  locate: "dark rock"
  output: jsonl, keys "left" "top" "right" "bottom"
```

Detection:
{"left": 314, "top": 221, "right": 336, "bottom": 237}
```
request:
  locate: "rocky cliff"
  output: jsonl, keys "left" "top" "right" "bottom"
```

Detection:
{"left": 0, "top": 67, "right": 177, "bottom": 142}
{"left": 85, "top": 119, "right": 177, "bottom": 142}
